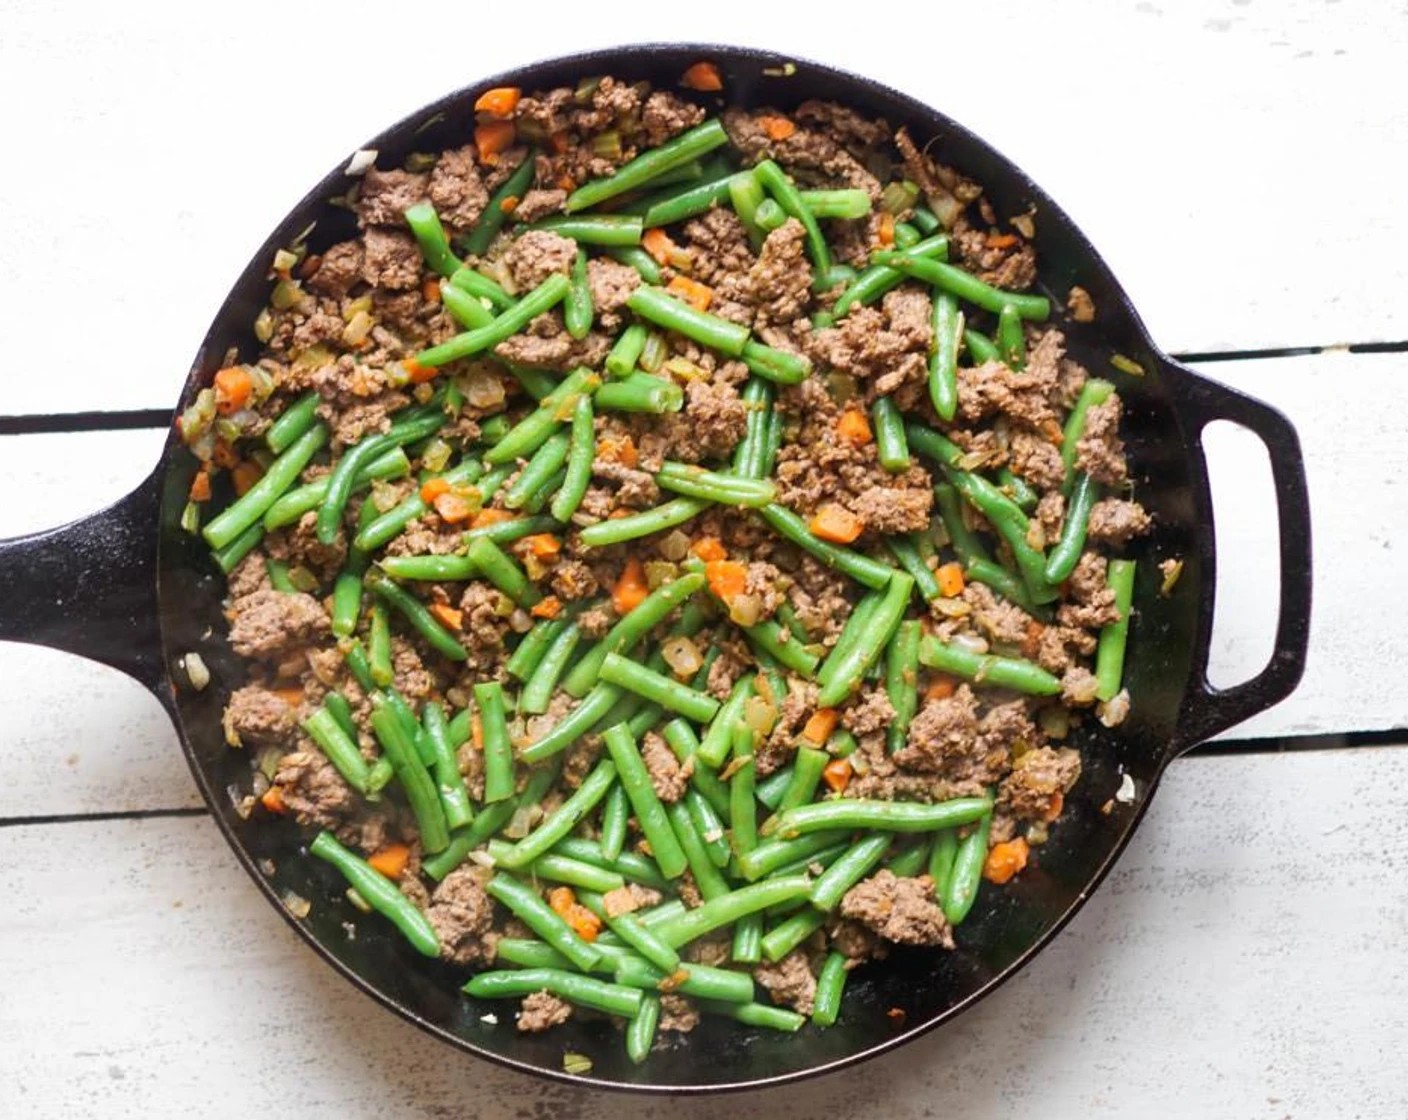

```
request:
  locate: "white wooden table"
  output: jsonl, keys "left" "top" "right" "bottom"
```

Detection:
{"left": 3, "top": 3, "right": 1406, "bottom": 1115}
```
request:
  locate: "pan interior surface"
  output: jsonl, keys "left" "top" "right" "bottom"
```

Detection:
{"left": 156, "top": 45, "right": 1199, "bottom": 1090}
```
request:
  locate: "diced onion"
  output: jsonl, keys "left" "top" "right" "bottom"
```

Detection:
{"left": 345, "top": 148, "right": 378, "bottom": 176}
{"left": 272, "top": 248, "right": 299, "bottom": 274}
{"left": 461, "top": 368, "right": 506, "bottom": 409}
{"left": 179, "top": 651, "right": 210, "bottom": 691}
{"left": 342, "top": 309, "right": 375, "bottom": 348}
{"left": 661, "top": 636, "right": 702, "bottom": 678}
{"left": 287, "top": 565, "right": 319, "bottom": 593}
{"left": 1037, "top": 705, "right": 1069, "bottom": 740}
{"left": 228, "top": 783, "right": 254, "bottom": 820}
{"left": 645, "top": 561, "right": 678, "bottom": 590}
{"left": 1115, "top": 772, "right": 1137, "bottom": 803}
{"left": 253, "top": 307, "right": 275, "bottom": 343}
{"left": 1098, "top": 689, "right": 1131, "bottom": 728}
{"left": 421, "top": 438, "right": 453, "bottom": 473}
{"left": 728, "top": 593, "right": 762, "bottom": 628}
{"left": 658, "top": 530, "right": 691, "bottom": 562}
{"left": 281, "top": 890, "right": 312, "bottom": 919}
{"left": 933, "top": 597, "right": 971, "bottom": 619}
{"left": 563, "top": 1053, "right": 593, "bottom": 1075}
{"left": 950, "top": 632, "right": 988, "bottom": 655}
{"left": 743, "top": 696, "right": 776, "bottom": 737}
{"left": 346, "top": 888, "right": 372, "bottom": 913}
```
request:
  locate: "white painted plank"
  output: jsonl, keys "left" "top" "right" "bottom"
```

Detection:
{"left": 1, "top": 0, "right": 1405, "bottom": 416}
{"left": 5, "top": 747, "right": 1405, "bottom": 1117}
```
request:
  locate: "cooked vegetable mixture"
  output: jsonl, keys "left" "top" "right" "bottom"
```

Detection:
{"left": 182, "top": 64, "right": 1150, "bottom": 1060}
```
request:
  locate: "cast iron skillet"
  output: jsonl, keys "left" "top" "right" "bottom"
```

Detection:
{"left": 0, "top": 45, "right": 1311, "bottom": 1093}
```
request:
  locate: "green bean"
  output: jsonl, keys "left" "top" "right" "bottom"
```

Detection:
{"left": 603, "top": 245, "right": 662, "bottom": 284}
{"left": 885, "top": 837, "right": 932, "bottom": 878}
{"left": 995, "top": 301, "right": 1025, "bottom": 367}
{"left": 964, "top": 328, "right": 1001, "bottom": 365}
{"left": 561, "top": 573, "right": 704, "bottom": 697}
{"left": 773, "top": 747, "right": 824, "bottom": 815}
{"left": 506, "top": 615, "right": 571, "bottom": 681}
{"left": 567, "top": 118, "right": 729, "bottom": 212}
{"left": 685, "top": 788, "right": 730, "bottom": 869}
{"left": 211, "top": 523, "right": 262, "bottom": 572}
{"left": 403, "top": 200, "right": 461, "bottom": 277}
{"left": 656, "top": 803, "right": 724, "bottom": 903}
{"left": 354, "top": 457, "right": 483, "bottom": 552}
{"left": 490, "top": 369, "right": 599, "bottom": 469}
{"left": 262, "top": 447, "right": 410, "bottom": 531}
{"left": 910, "top": 206, "right": 941, "bottom": 234}
{"left": 933, "top": 482, "right": 990, "bottom": 567}
{"left": 366, "top": 570, "right": 467, "bottom": 662}
{"left": 893, "top": 221, "right": 921, "bottom": 249}
{"left": 472, "top": 681, "right": 516, "bottom": 804}
{"left": 265, "top": 391, "right": 320, "bottom": 455}
{"left": 598, "top": 652, "right": 720, "bottom": 723}
{"left": 501, "top": 763, "right": 619, "bottom": 877}
{"left": 369, "top": 697, "right": 450, "bottom": 853}
{"left": 423, "top": 760, "right": 560, "bottom": 880}
{"left": 581, "top": 494, "right": 709, "bottom": 549}
{"left": 463, "top": 536, "right": 540, "bottom": 607}
{"left": 731, "top": 915, "right": 764, "bottom": 964}
{"left": 502, "top": 430, "right": 570, "bottom": 512}
{"left": 602, "top": 724, "right": 688, "bottom": 879}
{"left": 521, "top": 623, "right": 581, "bottom": 715}
{"left": 699, "top": 999, "right": 805, "bottom": 1032}
{"left": 917, "top": 634, "right": 1061, "bottom": 695}
{"left": 342, "top": 639, "right": 376, "bottom": 693}
{"left": 520, "top": 682, "right": 625, "bottom": 763}
{"left": 942, "top": 810, "right": 992, "bottom": 925}
{"left": 757, "top": 504, "right": 894, "bottom": 590}
{"left": 316, "top": 410, "right": 446, "bottom": 545}
{"left": 810, "top": 833, "right": 892, "bottom": 912}
{"left": 729, "top": 724, "right": 758, "bottom": 860}
{"left": 656, "top": 461, "right": 776, "bottom": 508}
{"left": 753, "top": 158, "right": 831, "bottom": 274}
{"left": 639, "top": 169, "right": 743, "bottom": 228}
{"left": 627, "top": 702, "right": 665, "bottom": 739}
{"left": 735, "top": 830, "right": 847, "bottom": 882}
{"left": 652, "top": 876, "right": 813, "bottom": 949}
{"left": 811, "top": 951, "right": 848, "bottom": 1027}
{"left": 772, "top": 841, "right": 851, "bottom": 881}
{"left": 598, "top": 783, "right": 630, "bottom": 861}
{"left": 884, "top": 536, "right": 941, "bottom": 603}
{"left": 531, "top": 214, "right": 644, "bottom": 247}
{"left": 323, "top": 690, "right": 358, "bottom": 742}
{"left": 871, "top": 397, "right": 910, "bottom": 472}
{"left": 799, "top": 188, "right": 872, "bottom": 220}
{"left": 732, "top": 379, "right": 773, "bottom": 479}
{"left": 927, "top": 829, "right": 959, "bottom": 897}
{"left": 301, "top": 706, "right": 372, "bottom": 793}
{"left": 997, "top": 467, "right": 1039, "bottom": 512}
{"left": 415, "top": 273, "right": 571, "bottom": 368}
{"left": 551, "top": 836, "right": 670, "bottom": 892}
{"left": 965, "top": 558, "right": 1038, "bottom": 614}
{"left": 617, "top": 955, "right": 754, "bottom": 1006}
{"left": 754, "top": 198, "right": 787, "bottom": 232}
{"left": 661, "top": 719, "right": 730, "bottom": 819}
{"left": 736, "top": 618, "right": 819, "bottom": 679}
{"left": 605, "top": 323, "right": 648, "bottom": 378}
{"left": 309, "top": 831, "right": 439, "bottom": 956}
{"left": 929, "top": 291, "right": 962, "bottom": 421}
{"left": 1044, "top": 472, "right": 1099, "bottom": 584}
{"left": 628, "top": 996, "right": 660, "bottom": 1064}
{"left": 440, "top": 280, "right": 495, "bottom": 329}
{"left": 264, "top": 558, "right": 295, "bottom": 593}
{"left": 740, "top": 338, "right": 812, "bottom": 384}
{"left": 728, "top": 171, "right": 767, "bottom": 249}
{"left": 759, "top": 908, "right": 827, "bottom": 963}
{"left": 1061, "top": 378, "right": 1116, "bottom": 485}
{"left": 1096, "top": 559, "right": 1136, "bottom": 701}
{"left": 465, "top": 966, "right": 639, "bottom": 1016}
{"left": 764, "top": 795, "right": 993, "bottom": 839}
{"left": 594, "top": 371, "right": 684, "bottom": 413}
{"left": 815, "top": 592, "right": 879, "bottom": 690}
{"left": 421, "top": 701, "right": 474, "bottom": 831}
{"left": 833, "top": 234, "right": 948, "bottom": 317}
{"left": 753, "top": 763, "right": 794, "bottom": 812}
{"left": 448, "top": 265, "right": 515, "bottom": 312}
{"left": 816, "top": 573, "right": 913, "bottom": 707}
{"left": 203, "top": 423, "right": 327, "bottom": 549}
{"left": 577, "top": 892, "right": 681, "bottom": 975}
{"left": 463, "top": 516, "right": 558, "bottom": 555}
{"left": 461, "top": 149, "right": 537, "bottom": 256}
{"left": 696, "top": 675, "right": 753, "bottom": 768}
{"left": 871, "top": 250, "right": 1051, "bottom": 320}
{"left": 493, "top": 842, "right": 625, "bottom": 893}
{"left": 885, "top": 620, "right": 922, "bottom": 755}
{"left": 375, "top": 554, "right": 475, "bottom": 582}
{"left": 367, "top": 601, "right": 394, "bottom": 685}
{"left": 811, "top": 264, "right": 858, "bottom": 296}
{"left": 943, "top": 465, "right": 1057, "bottom": 604}
{"left": 485, "top": 875, "right": 603, "bottom": 972}
{"left": 626, "top": 286, "right": 749, "bottom": 356}
{"left": 491, "top": 938, "right": 609, "bottom": 972}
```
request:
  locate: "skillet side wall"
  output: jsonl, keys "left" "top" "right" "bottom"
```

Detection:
{"left": 156, "top": 45, "right": 1202, "bottom": 1090}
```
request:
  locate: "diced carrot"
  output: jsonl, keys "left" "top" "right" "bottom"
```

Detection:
{"left": 260, "top": 785, "right": 287, "bottom": 814}
{"left": 877, "top": 211, "right": 895, "bottom": 248}
{"left": 835, "top": 409, "right": 872, "bottom": 445}
{"left": 232, "top": 460, "right": 263, "bottom": 497}
{"left": 757, "top": 114, "right": 796, "bottom": 141}
{"left": 548, "top": 886, "right": 576, "bottom": 916}
{"left": 566, "top": 904, "right": 602, "bottom": 942}
{"left": 471, "top": 713, "right": 484, "bottom": 752}
{"left": 1021, "top": 619, "right": 1045, "bottom": 660}
{"left": 642, "top": 227, "right": 677, "bottom": 266}
{"left": 470, "top": 508, "right": 515, "bottom": 529}
{"left": 1041, "top": 417, "right": 1065, "bottom": 446}
{"left": 368, "top": 843, "right": 412, "bottom": 880}
{"left": 596, "top": 435, "right": 638, "bottom": 469}
{"left": 403, "top": 357, "right": 439, "bottom": 384}
{"left": 213, "top": 366, "right": 253, "bottom": 414}
{"left": 188, "top": 469, "right": 212, "bottom": 503}
{"left": 666, "top": 274, "right": 714, "bottom": 312}
{"left": 420, "top": 477, "right": 451, "bottom": 504}
{"left": 530, "top": 595, "right": 562, "bottom": 620}
{"left": 433, "top": 491, "right": 476, "bottom": 524}
{"left": 704, "top": 559, "right": 747, "bottom": 601}
{"left": 1042, "top": 791, "right": 1065, "bottom": 823}
{"left": 801, "top": 708, "right": 839, "bottom": 745}
{"left": 925, "top": 675, "right": 958, "bottom": 702}
{"left": 430, "top": 603, "right": 463, "bottom": 631}
{"left": 936, "top": 562, "right": 966, "bottom": 598}
{"left": 985, "top": 232, "right": 1019, "bottom": 250}
{"left": 422, "top": 277, "right": 442, "bottom": 304}
{"left": 474, "top": 86, "right": 521, "bottom": 118}
{"left": 822, "top": 757, "right": 853, "bottom": 793}
{"left": 523, "top": 533, "right": 561, "bottom": 559}
{"left": 475, "top": 120, "right": 517, "bottom": 165}
{"left": 982, "top": 837, "right": 1030, "bottom": 884}
{"left": 680, "top": 61, "right": 723, "bottom": 92}
{"left": 498, "top": 195, "right": 520, "bottom": 216}
{"left": 548, "top": 130, "right": 572, "bottom": 155}
{"left": 272, "top": 687, "right": 305, "bottom": 707}
{"left": 555, "top": 174, "right": 577, "bottom": 193}
{"left": 613, "top": 558, "right": 650, "bottom": 615}
{"left": 809, "top": 504, "right": 864, "bottom": 544}
{"left": 690, "top": 536, "right": 727, "bottom": 562}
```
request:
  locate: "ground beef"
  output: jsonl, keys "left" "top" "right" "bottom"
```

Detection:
{"left": 602, "top": 882, "right": 663, "bottom": 918}
{"left": 849, "top": 482, "right": 933, "bottom": 534}
{"left": 263, "top": 511, "right": 347, "bottom": 584}
{"left": 742, "top": 560, "right": 785, "bottom": 619}
{"left": 999, "top": 746, "right": 1082, "bottom": 820}
{"left": 586, "top": 256, "right": 641, "bottom": 330}
{"left": 749, "top": 219, "right": 812, "bottom": 327}
{"left": 657, "top": 374, "right": 748, "bottom": 462}
{"left": 893, "top": 126, "right": 983, "bottom": 230}
{"left": 795, "top": 100, "right": 891, "bottom": 153}
{"left": 576, "top": 602, "right": 615, "bottom": 638}
{"left": 504, "top": 189, "right": 561, "bottom": 224}
{"left": 273, "top": 747, "right": 356, "bottom": 829}
{"left": 357, "top": 167, "right": 428, "bottom": 227}
{"left": 494, "top": 311, "right": 612, "bottom": 371}
{"left": 360, "top": 227, "right": 422, "bottom": 292}
{"left": 425, "top": 866, "right": 497, "bottom": 965}
{"left": 457, "top": 583, "right": 508, "bottom": 671}
{"left": 391, "top": 638, "right": 436, "bottom": 699}
{"left": 1058, "top": 552, "right": 1120, "bottom": 630}
{"left": 1035, "top": 490, "right": 1066, "bottom": 542}
{"left": 227, "top": 589, "right": 329, "bottom": 659}
{"left": 1036, "top": 624, "right": 1097, "bottom": 675}
{"left": 705, "top": 638, "right": 750, "bottom": 701}
{"left": 307, "top": 240, "right": 364, "bottom": 298}
{"left": 550, "top": 557, "right": 599, "bottom": 600}
{"left": 956, "top": 329, "right": 1065, "bottom": 432}
{"left": 222, "top": 685, "right": 295, "bottom": 747}
{"left": 965, "top": 581, "right": 1036, "bottom": 648}
{"left": 1008, "top": 430, "right": 1066, "bottom": 491}
{"left": 808, "top": 286, "right": 931, "bottom": 400}
{"left": 641, "top": 90, "right": 706, "bottom": 146}
{"left": 518, "top": 991, "right": 573, "bottom": 1033}
{"left": 786, "top": 556, "right": 852, "bottom": 645}
{"left": 426, "top": 145, "right": 489, "bottom": 234}
{"left": 754, "top": 951, "right": 817, "bottom": 1015}
{"left": 1062, "top": 666, "right": 1101, "bottom": 706}
{"left": 842, "top": 688, "right": 896, "bottom": 737}
{"left": 658, "top": 994, "right": 699, "bottom": 1033}
{"left": 839, "top": 870, "right": 953, "bottom": 948}
{"left": 1086, "top": 499, "right": 1152, "bottom": 546}
{"left": 502, "top": 230, "right": 577, "bottom": 292}
{"left": 227, "top": 552, "right": 272, "bottom": 599}
{"left": 1075, "top": 394, "right": 1129, "bottom": 485}
{"left": 950, "top": 224, "right": 1038, "bottom": 291}
{"left": 1067, "top": 286, "right": 1096, "bottom": 322}
{"left": 641, "top": 731, "right": 688, "bottom": 803}
{"left": 892, "top": 686, "right": 1004, "bottom": 790}
{"left": 683, "top": 207, "right": 755, "bottom": 291}
{"left": 593, "top": 457, "right": 660, "bottom": 509}
{"left": 827, "top": 918, "right": 888, "bottom": 963}
{"left": 724, "top": 107, "right": 882, "bottom": 197}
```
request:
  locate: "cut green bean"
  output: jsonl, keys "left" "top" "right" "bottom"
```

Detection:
{"left": 369, "top": 697, "right": 450, "bottom": 853}
{"left": 486, "top": 367, "right": 599, "bottom": 468}
{"left": 871, "top": 250, "right": 1051, "bottom": 320}
{"left": 301, "top": 706, "right": 372, "bottom": 793}
{"left": 594, "top": 371, "right": 684, "bottom": 413}
{"left": 740, "top": 618, "right": 821, "bottom": 678}
{"left": 415, "top": 273, "right": 571, "bottom": 368}
{"left": 759, "top": 908, "right": 827, "bottom": 963}
{"left": 354, "top": 457, "right": 484, "bottom": 551}
{"left": 520, "top": 682, "right": 625, "bottom": 763}
{"left": 885, "top": 619, "right": 921, "bottom": 754}
{"left": 918, "top": 634, "right": 1061, "bottom": 695}
{"left": 502, "top": 430, "right": 571, "bottom": 511}
{"left": 448, "top": 265, "right": 514, "bottom": 312}
{"left": 566, "top": 118, "right": 729, "bottom": 212}
{"left": 464, "top": 536, "right": 540, "bottom": 607}
{"left": 484, "top": 875, "right": 603, "bottom": 973}
{"left": 487, "top": 843, "right": 624, "bottom": 894}
{"left": 498, "top": 760, "right": 618, "bottom": 873}
{"left": 1061, "top": 378, "right": 1117, "bottom": 484}
{"left": 473, "top": 681, "right": 516, "bottom": 804}
{"left": 377, "top": 554, "right": 477, "bottom": 581}
{"left": 833, "top": 234, "right": 948, "bottom": 317}
{"left": 309, "top": 831, "right": 439, "bottom": 956}
{"left": 602, "top": 724, "right": 688, "bottom": 879}
{"left": 261, "top": 446, "right": 410, "bottom": 531}
{"left": 656, "top": 462, "right": 776, "bottom": 508}
{"left": 1095, "top": 559, "right": 1136, "bottom": 701}
{"left": 521, "top": 622, "right": 581, "bottom": 715}
{"left": 461, "top": 149, "right": 537, "bottom": 256}
{"left": 964, "top": 328, "right": 1001, "bottom": 365}
{"left": 753, "top": 159, "right": 831, "bottom": 275}
{"left": 265, "top": 391, "right": 320, "bottom": 455}
{"left": 665, "top": 801, "right": 730, "bottom": 901}
{"left": 758, "top": 504, "right": 895, "bottom": 590}
{"left": 886, "top": 536, "right": 941, "bottom": 602}
{"left": 532, "top": 214, "right": 644, "bottom": 247}
{"left": 764, "top": 795, "right": 993, "bottom": 839}
{"left": 775, "top": 748, "right": 826, "bottom": 814}
{"left": 740, "top": 338, "right": 812, "bottom": 385}
{"left": 754, "top": 197, "right": 787, "bottom": 231}
{"left": 599, "top": 651, "right": 721, "bottom": 722}
{"left": 625, "top": 286, "right": 750, "bottom": 356}
{"left": 736, "top": 829, "right": 850, "bottom": 881}
{"left": 685, "top": 788, "right": 730, "bottom": 869}
{"left": 698, "top": 1000, "right": 805, "bottom": 1033}
{"left": 696, "top": 674, "right": 753, "bottom": 768}
{"left": 754, "top": 763, "right": 794, "bottom": 812}
{"left": 1045, "top": 472, "right": 1099, "bottom": 584}
{"left": 927, "top": 829, "right": 959, "bottom": 897}
{"left": 996, "top": 302, "right": 1026, "bottom": 369}
{"left": 885, "top": 837, "right": 932, "bottom": 878}
{"left": 997, "top": 467, "right": 1039, "bottom": 512}
{"left": 552, "top": 836, "right": 670, "bottom": 892}
{"left": 728, "top": 171, "right": 767, "bottom": 249}
{"left": 598, "top": 783, "right": 630, "bottom": 861}
{"left": 422, "top": 701, "right": 474, "bottom": 831}
{"left": 366, "top": 570, "right": 467, "bottom": 662}
{"left": 639, "top": 169, "right": 743, "bottom": 228}
{"left": 731, "top": 915, "right": 764, "bottom": 965}
{"left": 943, "top": 465, "right": 1057, "bottom": 604}
{"left": 506, "top": 615, "right": 571, "bottom": 682}
{"left": 316, "top": 410, "right": 446, "bottom": 544}
{"left": 816, "top": 573, "right": 913, "bottom": 707}
{"left": 212, "top": 522, "right": 263, "bottom": 573}
{"left": 652, "top": 876, "right": 813, "bottom": 950}
{"left": 440, "top": 281, "right": 495, "bottom": 329}
{"left": 799, "top": 188, "right": 872, "bottom": 220}
{"left": 811, "top": 951, "right": 848, "bottom": 1027}
{"left": 871, "top": 397, "right": 910, "bottom": 472}
{"left": 203, "top": 423, "right": 327, "bottom": 549}
{"left": 732, "top": 378, "right": 773, "bottom": 479}
{"left": 942, "top": 810, "right": 992, "bottom": 925}
{"left": 615, "top": 955, "right": 753, "bottom": 1004}
{"left": 265, "top": 558, "right": 295, "bottom": 593}
{"left": 561, "top": 573, "right": 704, "bottom": 697}
{"left": 810, "top": 833, "right": 891, "bottom": 912}
{"left": 929, "top": 291, "right": 961, "bottom": 421}
{"left": 465, "top": 966, "right": 639, "bottom": 1016}
{"left": 403, "top": 200, "right": 461, "bottom": 277}
{"left": 578, "top": 892, "right": 681, "bottom": 975}
{"left": 729, "top": 724, "right": 758, "bottom": 858}
{"left": 368, "top": 601, "right": 394, "bottom": 685}
{"left": 323, "top": 690, "right": 358, "bottom": 742}
{"left": 603, "top": 245, "right": 662, "bottom": 284}
{"left": 606, "top": 323, "right": 648, "bottom": 378}
{"left": 582, "top": 495, "right": 709, "bottom": 551}
{"left": 628, "top": 996, "right": 660, "bottom": 1064}
{"left": 422, "top": 760, "right": 561, "bottom": 880}
{"left": 661, "top": 719, "right": 731, "bottom": 820}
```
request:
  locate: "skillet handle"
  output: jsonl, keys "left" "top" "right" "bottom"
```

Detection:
{"left": 0, "top": 466, "right": 171, "bottom": 708}
{"left": 1162, "top": 362, "right": 1312, "bottom": 748}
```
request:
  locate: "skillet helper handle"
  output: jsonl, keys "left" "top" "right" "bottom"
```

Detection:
{"left": 0, "top": 466, "right": 170, "bottom": 702}
{"left": 1164, "top": 364, "right": 1312, "bottom": 747}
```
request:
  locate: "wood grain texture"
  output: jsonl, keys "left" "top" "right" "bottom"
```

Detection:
{"left": 1, "top": 0, "right": 1404, "bottom": 416}
{"left": 5, "top": 747, "right": 1405, "bottom": 1118}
